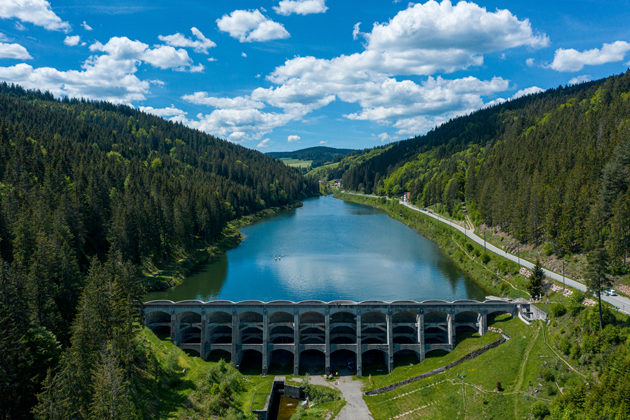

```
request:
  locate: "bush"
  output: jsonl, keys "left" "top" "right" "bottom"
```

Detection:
{"left": 550, "top": 303, "right": 567, "bottom": 318}
{"left": 539, "top": 367, "right": 555, "bottom": 382}
{"left": 466, "top": 243, "right": 474, "bottom": 252}
{"left": 481, "top": 253, "right": 491, "bottom": 264}
{"left": 165, "top": 349, "right": 181, "bottom": 386}
{"left": 531, "top": 401, "right": 550, "bottom": 419}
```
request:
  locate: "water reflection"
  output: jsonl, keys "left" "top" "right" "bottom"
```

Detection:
{"left": 143, "top": 195, "right": 486, "bottom": 303}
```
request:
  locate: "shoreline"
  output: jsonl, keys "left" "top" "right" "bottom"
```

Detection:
{"left": 142, "top": 200, "right": 305, "bottom": 293}
{"left": 333, "top": 192, "right": 524, "bottom": 300}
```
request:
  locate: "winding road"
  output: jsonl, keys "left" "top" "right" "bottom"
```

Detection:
{"left": 340, "top": 191, "right": 630, "bottom": 314}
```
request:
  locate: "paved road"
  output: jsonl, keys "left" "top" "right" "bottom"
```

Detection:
{"left": 340, "top": 191, "right": 630, "bottom": 314}
{"left": 309, "top": 375, "right": 374, "bottom": 420}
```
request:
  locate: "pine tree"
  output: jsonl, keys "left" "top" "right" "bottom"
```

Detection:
{"left": 527, "top": 260, "right": 545, "bottom": 298}
{"left": 585, "top": 240, "right": 612, "bottom": 330}
{"left": 88, "top": 346, "right": 136, "bottom": 420}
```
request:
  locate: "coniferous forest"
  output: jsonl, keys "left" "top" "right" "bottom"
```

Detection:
{"left": 338, "top": 71, "right": 630, "bottom": 269}
{"left": 0, "top": 82, "right": 318, "bottom": 419}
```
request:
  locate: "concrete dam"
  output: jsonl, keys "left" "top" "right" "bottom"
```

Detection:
{"left": 144, "top": 298, "right": 544, "bottom": 376}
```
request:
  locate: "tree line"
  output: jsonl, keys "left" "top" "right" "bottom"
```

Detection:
{"left": 0, "top": 83, "right": 318, "bottom": 419}
{"left": 339, "top": 71, "right": 630, "bottom": 270}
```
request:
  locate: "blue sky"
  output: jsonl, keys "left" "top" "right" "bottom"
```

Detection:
{"left": 1, "top": 0, "right": 629, "bottom": 152}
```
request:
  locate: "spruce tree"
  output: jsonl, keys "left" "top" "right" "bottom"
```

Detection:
{"left": 585, "top": 240, "right": 612, "bottom": 330}
{"left": 527, "top": 260, "right": 545, "bottom": 298}
{"left": 88, "top": 346, "right": 136, "bottom": 420}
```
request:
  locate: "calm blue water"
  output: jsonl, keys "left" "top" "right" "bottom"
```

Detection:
{"left": 143, "top": 196, "right": 486, "bottom": 302}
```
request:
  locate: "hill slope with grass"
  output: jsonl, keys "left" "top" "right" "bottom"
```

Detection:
{"left": 268, "top": 146, "right": 356, "bottom": 169}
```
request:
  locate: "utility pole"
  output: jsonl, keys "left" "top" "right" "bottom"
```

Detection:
{"left": 483, "top": 230, "right": 486, "bottom": 253}
{"left": 517, "top": 244, "right": 520, "bottom": 266}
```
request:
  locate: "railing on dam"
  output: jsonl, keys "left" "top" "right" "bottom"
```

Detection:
{"left": 143, "top": 298, "right": 541, "bottom": 376}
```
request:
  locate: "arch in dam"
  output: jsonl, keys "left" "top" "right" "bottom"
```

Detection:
{"left": 143, "top": 298, "right": 540, "bottom": 376}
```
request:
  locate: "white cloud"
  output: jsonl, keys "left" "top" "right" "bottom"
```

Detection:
{"left": 319, "top": 140, "right": 327, "bottom": 144}
{"left": 568, "top": 75, "right": 591, "bottom": 85}
{"left": 0, "top": 59, "right": 151, "bottom": 103}
{"left": 0, "top": 35, "right": 203, "bottom": 103}
{"left": 352, "top": 22, "right": 361, "bottom": 40}
{"left": 342, "top": 76, "right": 509, "bottom": 122}
{"left": 242, "top": 52, "right": 247, "bottom": 57}
{"left": 172, "top": 108, "right": 295, "bottom": 142}
{"left": 378, "top": 132, "right": 396, "bottom": 142}
{"left": 288, "top": 135, "right": 301, "bottom": 142}
{"left": 81, "top": 21, "right": 92, "bottom": 31}
{"left": 182, "top": 92, "right": 265, "bottom": 109}
{"left": 139, "top": 105, "right": 187, "bottom": 117}
{"left": 0, "top": 41, "right": 31, "bottom": 59}
{"left": 257, "top": 138, "right": 273, "bottom": 147}
{"left": 0, "top": 33, "right": 8, "bottom": 42}
{"left": 526, "top": 58, "right": 535, "bottom": 67}
{"left": 208, "top": 57, "right": 217, "bottom": 62}
{"left": 0, "top": 0, "right": 71, "bottom": 32}
{"left": 175, "top": 0, "right": 543, "bottom": 141}
{"left": 548, "top": 41, "right": 630, "bottom": 72}
{"left": 64, "top": 35, "right": 81, "bottom": 46}
{"left": 511, "top": 86, "right": 544, "bottom": 99}
{"left": 158, "top": 27, "right": 216, "bottom": 54}
{"left": 90, "top": 36, "right": 198, "bottom": 71}
{"left": 273, "top": 0, "right": 328, "bottom": 16}
{"left": 217, "top": 9, "right": 290, "bottom": 43}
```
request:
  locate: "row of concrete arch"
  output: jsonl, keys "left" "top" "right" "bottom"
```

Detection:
{"left": 144, "top": 301, "right": 525, "bottom": 375}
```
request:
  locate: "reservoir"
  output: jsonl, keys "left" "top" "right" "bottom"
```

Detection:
{"left": 143, "top": 195, "right": 486, "bottom": 302}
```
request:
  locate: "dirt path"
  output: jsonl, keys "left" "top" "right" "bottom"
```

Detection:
{"left": 514, "top": 326, "right": 540, "bottom": 419}
{"left": 310, "top": 375, "right": 374, "bottom": 420}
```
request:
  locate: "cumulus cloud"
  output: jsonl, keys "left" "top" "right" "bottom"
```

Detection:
{"left": 217, "top": 9, "right": 290, "bottom": 43}
{"left": 511, "top": 86, "right": 544, "bottom": 99}
{"left": 0, "top": 41, "right": 31, "bottom": 59}
{"left": 568, "top": 75, "right": 591, "bottom": 85}
{"left": 0, "top": 0, "right": 71, "bottom": 32}
{"left": 352, "top": 22, "right": 361, "bottom": 40}
{"left": 90, "top": 36, "right": 198, "bottom": 71}
{"left": 175, "top": 1, "right": 542, "bottom": 141}
{"left": 81, "top": 21, "right": 92, "bottom": 31}
{"left": 0, "top": 36, "right": 203, "bottom": 103}
{"left": 64, "top": 35, "right": 81, "bottom": 46}
{"left": 139, "top": 105, "right": 187, "bottom": 117}
{"left": 273, "top": 0, "right": 328, "bottom": 16}
{"left": 158, "top": 27, "right": 216, "bottom": 54}
{"left": 172, "top": 108, "right": 295, "bottom": 142}
{"left": 288, "top": 135, "right": 301, "bottom": 142}
{"left": 548, "top": 41, "right": 630, "bottom": 72}
{"left": 378, "top": 132, "right": 395, "bottom": 142}
{"left": 241, "top": 52, "right": 247, "bottom": 57}
{"left": 257, "top": 138, "right": 273, "bottom": 147}
{"left": 319, "top": 141, "right": 327, "bottom": 144}
{"left": 182, "top": 92, "right": 265, "bottom": 109}
{"left": 526, "top": 58, "right": 535, "bottom": 67}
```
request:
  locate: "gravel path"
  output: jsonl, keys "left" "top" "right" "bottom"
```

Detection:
{"left": 309, "top": 375, "right": 374, "bottom": 420}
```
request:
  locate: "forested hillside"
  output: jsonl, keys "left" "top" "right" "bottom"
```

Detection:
{"left": 268, "top": 146, "right": 356, "bottom": 168}
{"left": 0, "top": 83, "right": 317, "bottom": 419}
{"left": 340, "top": 71, "right": 630, "bottom": 268}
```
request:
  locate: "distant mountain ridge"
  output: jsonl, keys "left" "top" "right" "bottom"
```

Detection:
{"left": 268, "top": 146, "right": 356, "bottom": 169}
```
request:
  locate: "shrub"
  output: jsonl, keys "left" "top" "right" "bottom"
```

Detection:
{"left": 466, "top": 243, "right": 474, "bottom": 252}
{"left": 540, "top": 367, "right": 555, "bottom": 382}
{"left": 550, "top": 303, "right": 567, "bottom": 318}
{"left": 481, "top": 253, "right": 491, "bottom": 264}
{"left": 531, "top": 401, "right": 550, "bottom": 419}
